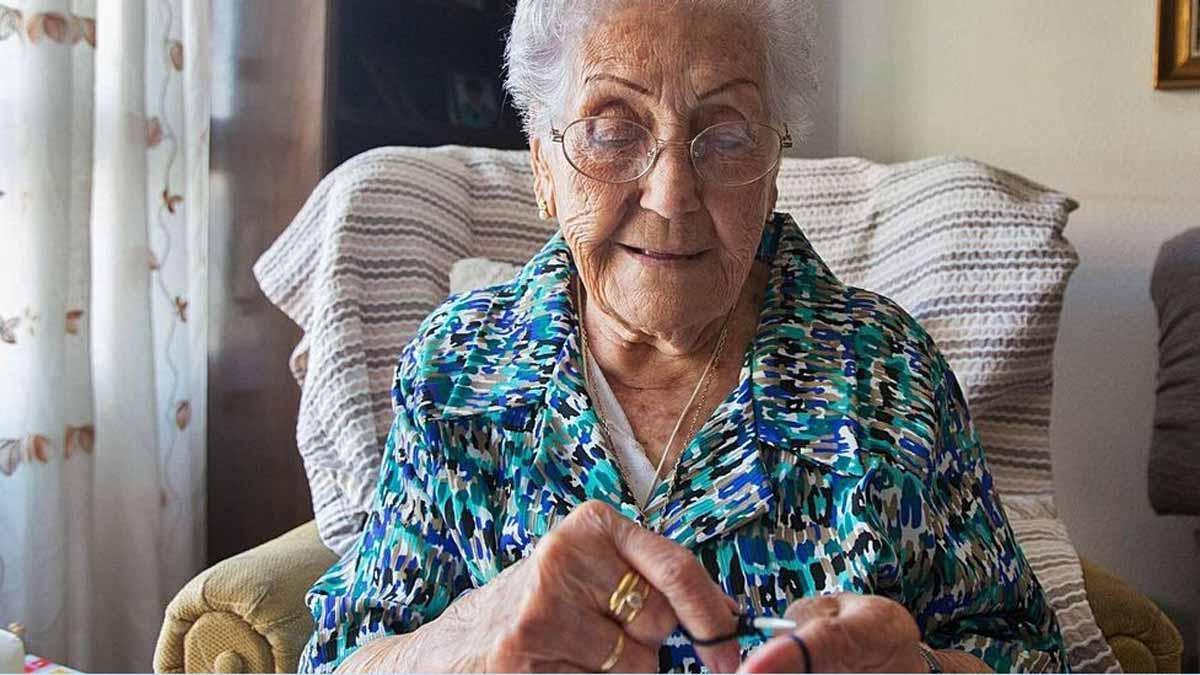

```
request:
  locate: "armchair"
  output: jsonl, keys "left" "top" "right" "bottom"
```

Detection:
{"left": 155, "top": 148, "right": 1183, "bottom": 673}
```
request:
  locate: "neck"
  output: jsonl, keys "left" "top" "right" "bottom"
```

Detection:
{"left": 580, "top": 263, "right": 769, "bottom": 392}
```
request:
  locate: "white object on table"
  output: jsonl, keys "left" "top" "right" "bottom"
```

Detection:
{"left": 0, "top": 627, "right": 25, "bottom": 674}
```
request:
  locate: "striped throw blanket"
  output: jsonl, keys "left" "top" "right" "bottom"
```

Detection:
{"left": 253, "top": 146, "right": 1119, "bottom": 671}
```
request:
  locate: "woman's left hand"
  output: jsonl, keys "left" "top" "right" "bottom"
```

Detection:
{"left": 738, "top": 592, "right": 930, "bottom": 673}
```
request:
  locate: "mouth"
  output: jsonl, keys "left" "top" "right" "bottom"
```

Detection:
{"left": 617, "top": 243, "right": 708, "bottom": 262}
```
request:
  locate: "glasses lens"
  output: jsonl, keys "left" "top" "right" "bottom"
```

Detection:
{"left": 562, "top": 118, "right": 654, "bottom": 183}
{"left": 692, "top": 122, "right": 782, "bottom": 186}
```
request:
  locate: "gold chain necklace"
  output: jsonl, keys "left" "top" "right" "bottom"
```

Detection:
{"left": 576, "top": 276, "right": 733, "bottom": 510}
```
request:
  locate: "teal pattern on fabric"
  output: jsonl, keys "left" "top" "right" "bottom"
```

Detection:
{"left": 299, "top": 213, "right": 1068, "bottom": 673}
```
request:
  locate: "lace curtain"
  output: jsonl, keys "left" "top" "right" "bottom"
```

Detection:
{"left": 0, "top": 0, "right": 208, "bottom": 670}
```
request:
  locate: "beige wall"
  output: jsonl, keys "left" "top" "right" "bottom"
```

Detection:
{"left": 807, "top": 0, "right": 1200, "bottom": 667}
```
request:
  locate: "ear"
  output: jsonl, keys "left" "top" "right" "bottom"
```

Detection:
{"left": 528, "top": 135, "right": 557, "bottom": 220}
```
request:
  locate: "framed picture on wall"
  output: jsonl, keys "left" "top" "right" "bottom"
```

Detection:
{"left": 1156, "top": 0, "right": 1200, "bottom": 87}
{"left": 1194, "top": 0, "right": 1200, "bottom": 56}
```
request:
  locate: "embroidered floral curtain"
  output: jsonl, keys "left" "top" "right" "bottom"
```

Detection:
{"left": 0, "top": 0, "right": 207, "bottom": 670}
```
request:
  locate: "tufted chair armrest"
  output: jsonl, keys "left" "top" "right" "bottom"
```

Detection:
{"left": 1081, "top": 557, "right": 1184, "bottom": 672}
{"left": 154, "top": 521, "right": 338, "bottom": 673}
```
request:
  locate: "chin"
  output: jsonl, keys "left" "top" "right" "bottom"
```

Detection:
{"left": 597, "top": 256, "right": 740, "bottom": 333}
{"left": 611, "top": 287, "right": 718, "bottom": 335}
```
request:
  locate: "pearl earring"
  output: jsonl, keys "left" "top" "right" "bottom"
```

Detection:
{"left": 537, "top": 197, "right": 550, "bottom": 221}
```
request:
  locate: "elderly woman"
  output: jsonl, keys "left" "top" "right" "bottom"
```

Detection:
{"left": 301, "top": 1, "right": 1066, "bottom": 672}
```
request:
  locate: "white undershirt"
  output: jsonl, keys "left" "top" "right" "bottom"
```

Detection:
{"left": 584, "top": 349, "right": 659, "bottom": 508}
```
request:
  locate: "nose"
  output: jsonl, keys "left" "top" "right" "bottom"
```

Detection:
{"left": 638, "top": 143, "right": 702, "bottom": 220}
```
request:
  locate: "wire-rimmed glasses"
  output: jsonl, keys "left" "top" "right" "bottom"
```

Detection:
{"left": 550, "top": 117, "right": 792, "bottom": 187}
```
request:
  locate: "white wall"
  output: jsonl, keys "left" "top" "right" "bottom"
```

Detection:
{"left": 808, "top": 0, "right": 1200, "bottom": 667}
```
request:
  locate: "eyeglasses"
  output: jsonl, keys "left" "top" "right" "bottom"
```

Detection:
{"left": 550, "top": 117, "right": 792, "bottom": 187}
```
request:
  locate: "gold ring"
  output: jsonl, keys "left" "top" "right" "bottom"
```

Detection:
{"left": 618, "top": 576, "right": 649, "bottom": 624}
{"left": 599, "top": 633, "right": 625, "bottom": 672}
{"left": 609, "top": 571, "right": 649, "bottom": 624}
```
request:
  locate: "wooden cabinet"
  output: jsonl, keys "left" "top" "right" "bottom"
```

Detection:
{"left": 207, "top": 0, "right": 527, "bottom": 563}
{"left": 207, "top": 0, "right": 329, "bottom": 564}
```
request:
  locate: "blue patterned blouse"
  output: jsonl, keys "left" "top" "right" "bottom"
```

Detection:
{"left": 300, "top": 213, "right": 1067, "bottom": 673}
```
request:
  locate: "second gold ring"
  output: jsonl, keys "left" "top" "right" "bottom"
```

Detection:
{"left": 609, "top": 570, "right": 650, "bottom": 625}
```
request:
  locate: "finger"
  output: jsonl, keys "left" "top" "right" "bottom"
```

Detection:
{"left": 586, "top": 502, "right": 742, "bottom": 673}
{"left": 738, "top": 632, "right": 812, "bottom": 674}
{"left": 783, "top": 593, "right": 920, "bottom": 670}
{"left": 574, "top": 621, "right": 661, "bottom": 674}
{"left": 540, "top": 504, "right": 680, "bottom": 647}
{"left": 607, "top": 631, "right": 661, "bottom": 674}
{"left": 603, "top": 569, "right": 681, "bottom": 648}
{"left": 783, "top": 593, "right": 842, "bottom": 625}
{"left": 592, "top": 563, "right": 741, "bottom": 662}
{"left": 521, "top": 531, "right": 669, "bottom": 671}
{"left": 740, "top": 616, "right": 852, "bottom": 674}
{"left": 497, "top": 595, "right": 647, "bottom": 672}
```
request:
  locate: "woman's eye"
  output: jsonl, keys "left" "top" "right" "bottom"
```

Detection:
{"left": 592, "top": 132, "right": 638, "bottom": 147}
{"left": 585, "top": 121, "right": 642, "bottom": 149}
{"left": 708, "top": 129, "right": 752, "bottom": 151}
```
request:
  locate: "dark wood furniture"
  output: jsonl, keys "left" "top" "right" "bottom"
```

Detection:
{"left": 207, "top": 0, "right": 330, "bottom": 564}
{"left": 207, "top": 0, "right": 527, "bottom": 564}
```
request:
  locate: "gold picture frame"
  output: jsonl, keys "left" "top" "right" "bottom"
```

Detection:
{"left": 1156, "top": 0, "right": 1200, "bottom": 88}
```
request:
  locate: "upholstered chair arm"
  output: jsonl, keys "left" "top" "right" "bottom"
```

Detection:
{"left": 1081, "top": 557, "right": 1184, "bottom": 672}
{"left": 154, "top": 521, "right": 337, "bottom": 673}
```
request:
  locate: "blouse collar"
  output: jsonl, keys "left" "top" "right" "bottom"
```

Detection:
{"left": 437, "top": 212, "right": 867, "bottom": 549}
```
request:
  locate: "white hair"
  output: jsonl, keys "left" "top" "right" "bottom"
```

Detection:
{"left": 503, "top": 0, "right": 819, "bottom": 140}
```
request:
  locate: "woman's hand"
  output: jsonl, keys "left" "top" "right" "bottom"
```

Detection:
{"left": 474, "top": 500, "right": 743, "bottom": 672}
{"left": 738, "top": 592, "right": 931, "bottom": 673}
{"left": 343, "top": 500, "right": 743, "bottom": 673}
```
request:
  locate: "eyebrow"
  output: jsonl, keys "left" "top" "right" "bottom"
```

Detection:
{"left": 584, "top": 73, "right": 652, "bottom": 96}
{"left": 584, "top": 74, "right": 759, "bottom": 101}
{"left": 698, "top": 78, "right": 759, "bottom": 100}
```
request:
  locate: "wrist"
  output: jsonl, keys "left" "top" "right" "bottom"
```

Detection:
{"left": 334, "top": 592, "right": 485, "bottom": 673}
{"left": 335, "top": 635, "right": 412, "bottom": 673}
{"left": 429, "top": 588, "right": 490, "bottom": 672}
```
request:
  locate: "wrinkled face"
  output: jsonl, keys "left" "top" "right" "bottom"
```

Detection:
{"left": 531, "top": 3, "right": 780, "bottom": 342}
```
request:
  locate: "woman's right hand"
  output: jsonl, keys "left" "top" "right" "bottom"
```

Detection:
{"left": 449, "top": 500, "right": 744, "bottom": 673}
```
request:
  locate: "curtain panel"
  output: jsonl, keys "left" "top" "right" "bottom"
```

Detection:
{"left": 0, "top": 0, "right": 208, "bottom": 670}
